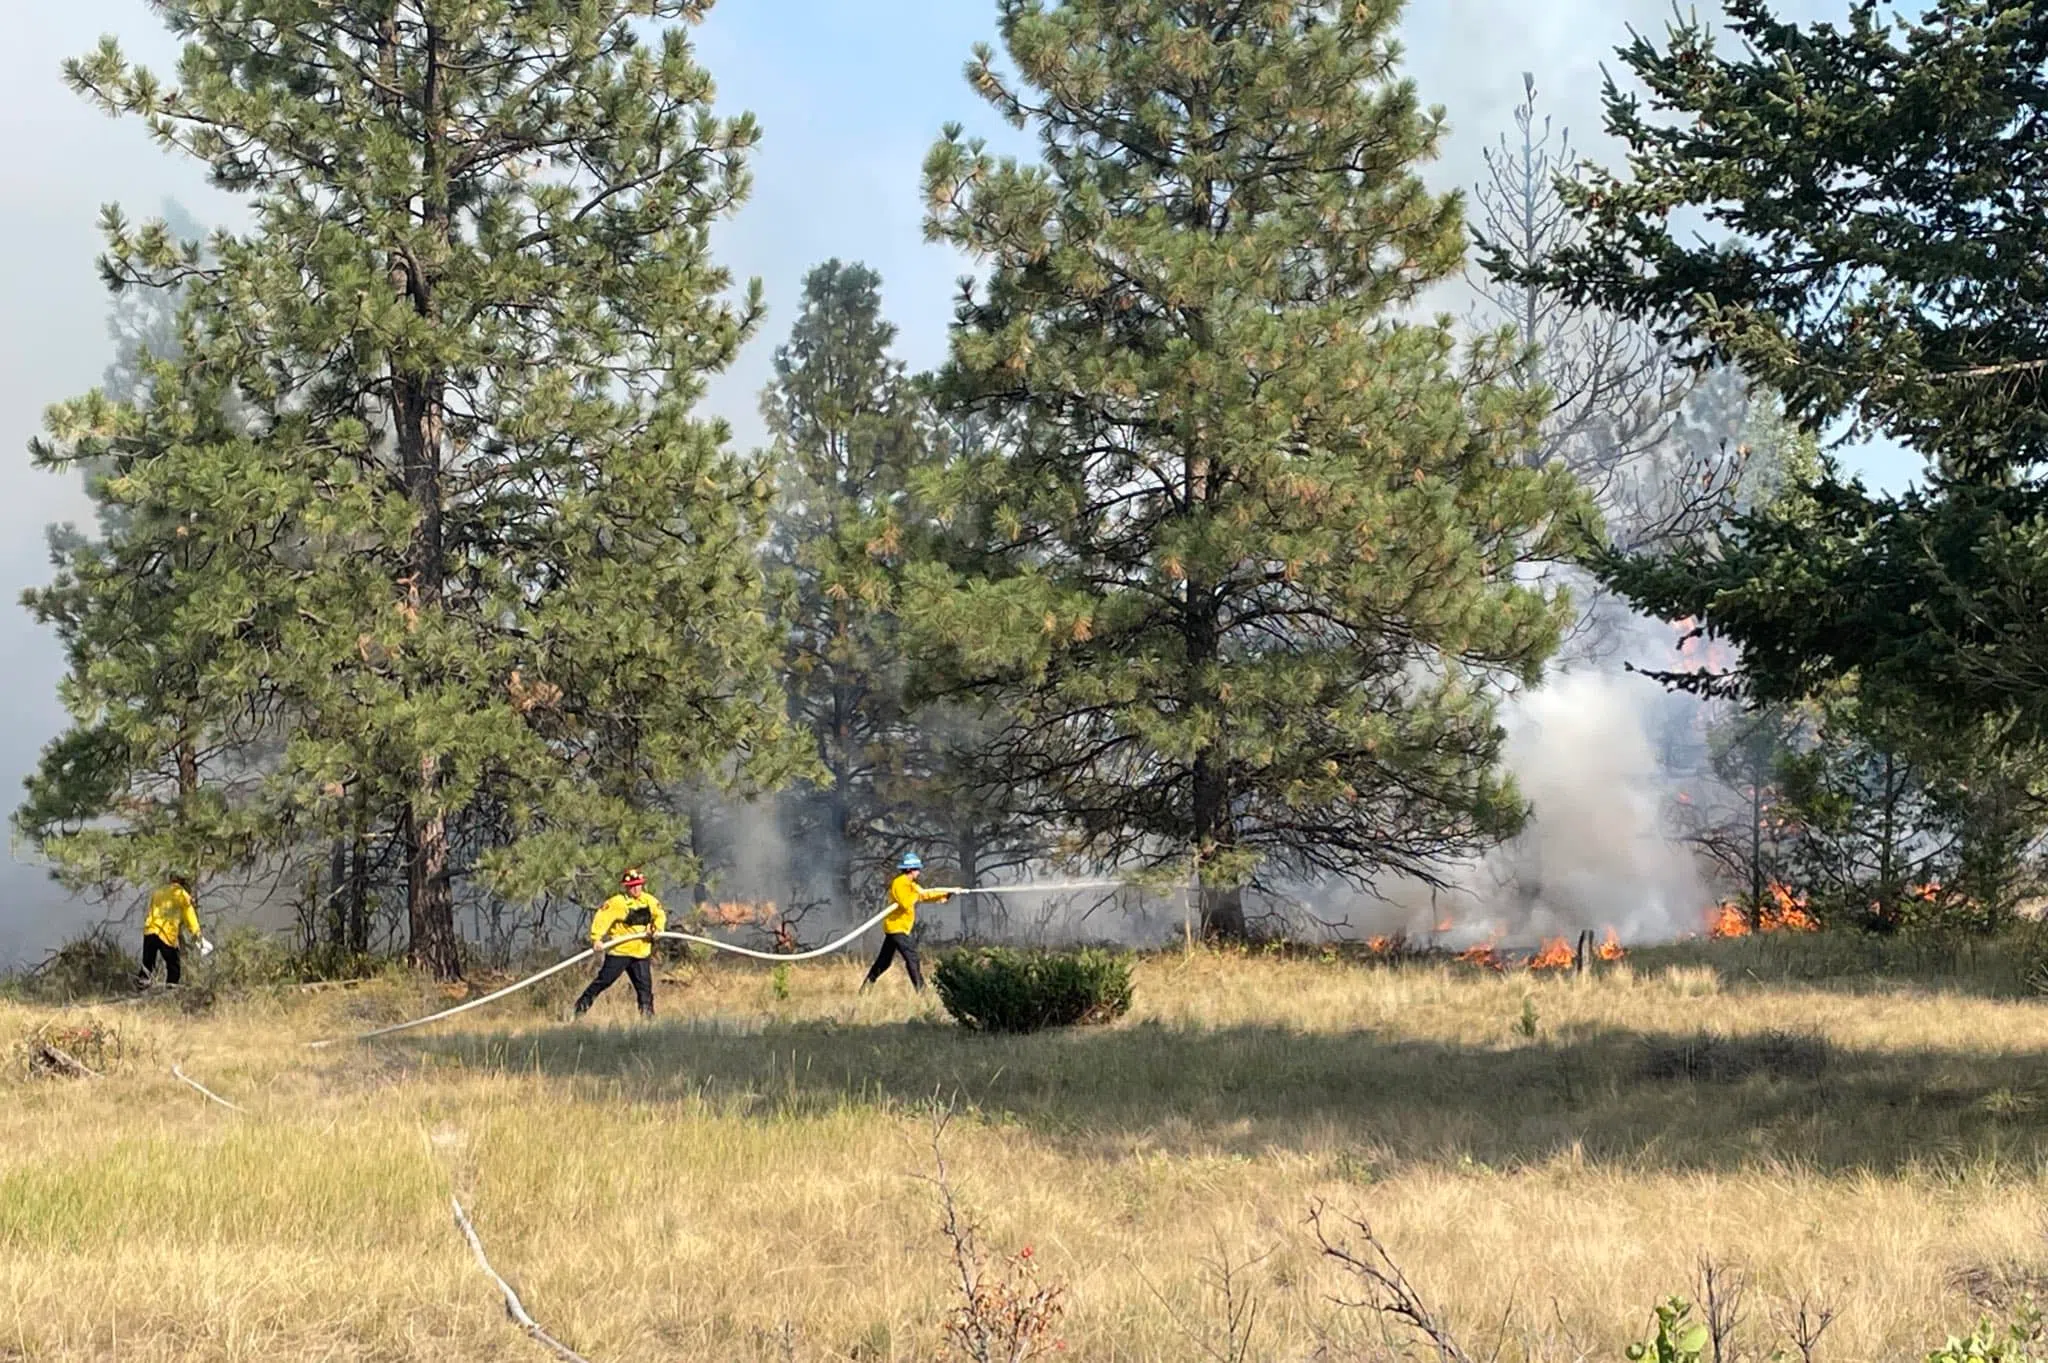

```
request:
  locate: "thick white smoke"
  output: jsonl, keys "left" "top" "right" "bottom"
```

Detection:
{"left": 1295, "top": 633, "right": 1716, "bottom": 949}
{"left": 1475, "top": 666, "right": 1711, "bottom": 942}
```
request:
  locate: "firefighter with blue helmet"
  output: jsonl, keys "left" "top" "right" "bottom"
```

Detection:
{"left": 861, "top": 851, "right": 950, "bottom": 993}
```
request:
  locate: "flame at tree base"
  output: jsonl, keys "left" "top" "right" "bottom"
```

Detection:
{"left": 1707, "top": 882, "right": 1821, "bottom": 938}
{"left": 693, "top": 900, "right": 802, "bottom": 952}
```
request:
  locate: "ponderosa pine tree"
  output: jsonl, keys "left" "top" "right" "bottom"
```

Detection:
{"left": 761, "top": 260, "right": 927, "bottom": 909}
{"left": 913, "top": 0, "right": 1586, "bottom": 936}
{"left": 22, "top": 259, "right": 278, "bottom": 899}
{"left": 32, "top": 2, "right": 796, "bottom": 977}
{"left": 761, "top": 265, "right": 1042, "bottom": 917}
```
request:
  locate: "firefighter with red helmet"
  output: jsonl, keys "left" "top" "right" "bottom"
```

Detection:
{"left": 574, "top": 868, "right": 666, "bottom": 1018}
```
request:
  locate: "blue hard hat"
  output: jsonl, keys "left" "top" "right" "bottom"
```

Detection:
{"left": 898, "top": 851, "right": 924, "bottom": 871}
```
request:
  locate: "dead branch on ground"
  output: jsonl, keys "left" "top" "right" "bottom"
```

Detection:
{"left": 171, "top": 1063, "right": 245, "bottom": 1112}
{"left": 451, "top": 1196, "right": 594, "bottom": 1363}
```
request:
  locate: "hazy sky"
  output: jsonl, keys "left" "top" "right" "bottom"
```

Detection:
{"left": 0, "top": 0, "right": 1912, "bottom": 965}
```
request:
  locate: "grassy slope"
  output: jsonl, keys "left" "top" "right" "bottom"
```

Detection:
{"left": 4, "top": 938, "right": 2048, "bottom": 1362}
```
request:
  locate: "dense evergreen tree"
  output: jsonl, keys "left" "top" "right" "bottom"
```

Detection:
{"left": 25, "top": 1, "right": 796, "bottom": 977}
{"left": 914, "top": 0, "right": 1587, "bottom": 935}
{"left": 1506, "top": 0, "right": 2048, "bottom": 747}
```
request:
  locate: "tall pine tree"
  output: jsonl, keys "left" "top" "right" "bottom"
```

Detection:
{"left": 32, "top": 1, "right": 796, "bottom": 976}
{"left": 761, "top": 263, "right": 1041, "bottom": 918}
{"left": 23, "top": 270, "right": 277, "bottom": 901}
{"left": 761, "top": 260, "right": 927, "bottom": 910}
{"left": 1472, "top": 74, "right": 1701, "bottom": 542}
{"left": 913, "top": 0, "right": 1586, "bottom": 935}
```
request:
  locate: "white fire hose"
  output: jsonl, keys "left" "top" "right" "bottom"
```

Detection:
{"left": 302, "top": 882, "right": 1125, "bottom": 1049}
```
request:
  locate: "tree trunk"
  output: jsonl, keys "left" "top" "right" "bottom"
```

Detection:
{"left": 954, "top": 814, "right": 982, "bottom": 940}
{"left": 175, "top": 739, "right": 198, "bottom": 803}
{"left": 829, "top": 621, "right": 858, "bottom": 915}
{"left": 1194, "top": 751, "right": 1245, "bottom": 938}
{"left": 1748, "top": 775, "right": 1765, "bottom": 931}
{"left": 404, "top": 786, "right": 461, "bottom": 979}
{"left": 687, "top": 799, "right": 711, "bottom": 907}
{"left": 1183, "top": 398, "right": 1246, "bottom": 941}
{"left": 1877, "top": 750, "right": 1899, "bottom": 908}
{"left": 391, "top": 17, "right": 459, "bottom": 979}
{"left": 1199, "top": 880, "right": 1247, "bottom": 939}
{"left": 345, "top": 813, "right": 371, "bottom": 955}
{"left": 829, "top": 761, "right": 855, "bottom": 916}
{"left": 174, "top": 737, "right": 199, "bottom": 882}
{"left": 325, "top": 837, "right": 348, "bottom": 949}
{"left": 396, "top": 452, "right": 459, "bottom": 977}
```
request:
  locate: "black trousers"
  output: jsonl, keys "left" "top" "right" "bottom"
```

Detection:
{"left": 864, "top": 933, "right": 924, "bottom": 991}
{"left": 139, "top": 934, "right": 182, "bottom": 986}
{"left": 575, "top": 954, "right": 654, "bottom": 1016}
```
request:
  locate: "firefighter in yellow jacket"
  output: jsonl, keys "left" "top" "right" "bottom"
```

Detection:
{"left": 137, "top": 875, "right": 209, "bottom": 988}
{"left": 861, "top": 852, "right": 951, "bottom": 993}
{"left": 575, "top": 868, "right": 666, "bottom": 1018}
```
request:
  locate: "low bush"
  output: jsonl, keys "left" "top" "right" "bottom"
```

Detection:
{"left": 4, "top": 927, "right": 136, "bottom": 1002}
{"left": 202, "top": 927, "right": 306, "bottom": 989}
{"left": 1928, "top": 1312, "right": 2048, "bottom": 1363}
{"left": 934, "top": 947, "right": 1133, "bottom": 1034}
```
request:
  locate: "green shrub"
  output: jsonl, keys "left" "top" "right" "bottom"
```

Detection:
{"left": 295, "top": 942, "right": 384, "bottom": 983}
{"left": 204, "top": 928, "right": 305, "bottom": 990}
{"left": 934, "top": 948, "right": 1134, "bottom": 1034}
{"left": 1625, "top": 1298, "right": 1708, "bottom": 1363}
{"left": 1926, "top": 1311, "right": 2047, "bottom": 1363}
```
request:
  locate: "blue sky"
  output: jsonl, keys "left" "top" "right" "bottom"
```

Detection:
{"left": 0, "top": 0, "right": 1917, "bottom": 960}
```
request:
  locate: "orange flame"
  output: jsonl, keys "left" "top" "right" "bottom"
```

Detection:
{"left": 701, "top": 900, "right": 779, "bottom": 927}
{"left": 1434, "top": 918, "right": 1455, "bottom": 935}
{"left": 1367, "top": 935, "right": 1396, "bottom": 956}
{"left": 1597, "top": 928, "right": 1625, "bottom": 963}
{"left": 1761, "top": 882, "right": 1820, "bottom": 932}
{"left": 1707, "top": 882, "right": 1820, "bottom": 937}
{"left": 1458, "top": 941, "right": 1506, "bottom": 971}
{"left": 1527, "top": 937, "right": 1575, "bottom": 971}
{"left": 1709, "top": 902, "right": 1751, "bottom": 939}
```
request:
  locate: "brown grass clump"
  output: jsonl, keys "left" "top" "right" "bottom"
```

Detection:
{"left": 1638, "top": 1028, "right": 1835, "bottom": 1084}
{"left": 3, "top": 940, "right": 2048, "bottom": 1360}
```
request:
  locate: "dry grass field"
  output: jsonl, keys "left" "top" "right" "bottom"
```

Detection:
{"left": 6, "top": 936, "right": 2048, "bottom": 1362}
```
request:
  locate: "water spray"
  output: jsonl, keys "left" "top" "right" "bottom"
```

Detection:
{"left": 927, "top": 879, "right": 1126, "bottom": 897}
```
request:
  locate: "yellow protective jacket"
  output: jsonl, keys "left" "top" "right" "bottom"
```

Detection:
{"left": 143, "top": 884, "right": 202, "bottom": 947}
{"left": 589, "top": 892, "right": 665, "bottom": 958}
{"left": 882, "top": 873, "right": 947, "bottom": 936}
